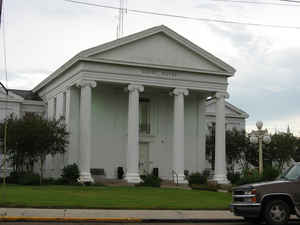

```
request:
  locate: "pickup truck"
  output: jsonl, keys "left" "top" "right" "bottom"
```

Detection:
{"left": 230, "top": 163, "right": 300, "bottom": 225}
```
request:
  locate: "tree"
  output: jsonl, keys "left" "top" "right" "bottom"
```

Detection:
{"left": 206, "top": 126, "right": 249, "bottom": 172}
{"left": 264, "top": 132, "right": 297, "bottom": 170}
{"left": 225, "top": 128, "right": 249, "bottom": 172}
{"left": 3, "top": 113, "right": 69, "bottom": 184}
{"left": 206, "top": 127, "right": 298, "bottom": 174}
{"left": 294, "top": 137, "right": 300, "bottom": 162}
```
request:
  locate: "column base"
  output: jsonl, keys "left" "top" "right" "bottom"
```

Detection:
{"left": 78, "top": 172, "right": 94, "bottom": 184}
{"left": 173, "top": 174, "right": 188, "bottom": 184}
{"left": 212, "top": 174, "right": 230, "bottom": 184}
{"left": 125, "top": 173, "right": 141, "bottom": 184}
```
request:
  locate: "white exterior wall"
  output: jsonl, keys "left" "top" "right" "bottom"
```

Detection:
{"left": 89, "top": 86, "right": 206, "bottom": 180}
{"left": 0, "top": 102, "right": 21, "bottom": 120}
{"left": 90, "top": 86, "right": 128, "bottom": 179}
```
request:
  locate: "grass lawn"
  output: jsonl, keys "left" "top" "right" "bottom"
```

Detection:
{"left": 0, "top": 185, "right": 232, "bottom": 210}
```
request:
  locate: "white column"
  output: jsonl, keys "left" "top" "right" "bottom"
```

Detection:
{"left": 213, "top": 92, "right": 230, "bottom": 184}
{"left": 124, "top": 84, "right": 144, "bottom": 184}
{"left": 64, "top": 88, "right": 71, "bottom": 167}
{"left": 47, "top": 98, "right": 55, "bottom": 119}
{"left": 66, "top": 87, "right": 81, "bottom": 165}
{"left": 196, "top": 95, "right": 207, "bottom": 172}
{"left": 76, "top": 79, "right": 97, "bottom": 183}
{"left": 172, "top": 88, "right": 189, "bottom": 184}
{"left": 55, "top": 92, "right": 64, "bottom": 120}
{"left": 65, "top": 88, "right": 71, "bottom": 131}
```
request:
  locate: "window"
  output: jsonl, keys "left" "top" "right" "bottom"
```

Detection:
{"left": 139, "top": 98, "right": 151, "bottom": 134}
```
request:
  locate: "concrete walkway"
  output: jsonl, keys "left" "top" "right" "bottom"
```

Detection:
{"left": 0, "top": 208, "right": 298, "bottom": 222}
{"left": 0, "top": 208, "right": 237, "bottom": 219}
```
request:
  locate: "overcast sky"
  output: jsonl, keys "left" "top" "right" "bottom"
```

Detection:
{"left": 0, "top": 0, "right": 300, "bottom": 135}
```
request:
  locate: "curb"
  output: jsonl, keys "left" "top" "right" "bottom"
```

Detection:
{"left": 0, "top": 216, "right": 244, "bottom": 223}
{"left": 1, "top": 216, "right": 299, "bottom": 223}
{"left": 0, "top": 217, "right": 142, "bottom": 223}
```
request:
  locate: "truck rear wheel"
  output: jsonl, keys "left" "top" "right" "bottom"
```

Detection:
{"left": 264, "top": 200, "right": 290, "bottom": 225}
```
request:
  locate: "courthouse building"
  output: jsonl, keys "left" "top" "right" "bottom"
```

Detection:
{"left": 1, "top": 25, "right": 248, "bottom": 184}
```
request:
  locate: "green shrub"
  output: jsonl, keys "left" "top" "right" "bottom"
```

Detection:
{"left": 236, "top": 168, "right": 263, "bottom": 185}
{"left": 138, "top": 174, "right": 161, "bottom": 187}
{"left": 263, "top": 166, "right": 280, "bottom": 181}
{"left": 7, "top": 171, "right": 40, "bottom": 185}
{"left": 61, "top": 163, "right": 80, "bottom": 184}
{"left": 227, "top": 172, "right": 241, "bottom": 184}
{"left": 187, "top": 171, "right": 209, "bottom": 186}
{"left": 7, "top": 171, "right": 23, "bottom": 184}
{"left": 234, "top": 167, "right": 281, "bottom": 185}
{"left": 18, "top": 173, "right": 40, "bottom": 185}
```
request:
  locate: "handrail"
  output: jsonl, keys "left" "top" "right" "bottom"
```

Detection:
{"left": 172, "top": 169, "right": 178, "bottom": 185}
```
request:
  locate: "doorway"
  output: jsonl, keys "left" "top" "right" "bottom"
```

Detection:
{"left": 139, "top": 142, "right": 150, "bottom": 175}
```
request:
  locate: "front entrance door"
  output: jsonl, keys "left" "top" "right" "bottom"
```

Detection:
{"left": 139, "top": 143, "right": 150, "bottom": 175}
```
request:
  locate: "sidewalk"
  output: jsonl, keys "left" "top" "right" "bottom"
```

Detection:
{"left": 0, "top": 208, "right": 242, "bottom": 222}
{"left": 0, "top": 208, "right": 298, "bottom": 222}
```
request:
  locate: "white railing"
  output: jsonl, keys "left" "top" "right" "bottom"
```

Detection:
{"left": 171, "top": 169, "right": 178, "bottom": 185}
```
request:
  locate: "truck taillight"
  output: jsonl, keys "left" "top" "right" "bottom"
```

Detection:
{"left": 251, "top": 189, "right": 257, "bottom": 203}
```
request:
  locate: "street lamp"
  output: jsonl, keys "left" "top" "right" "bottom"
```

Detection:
{"left": 250, "top": 121, "right": 271, "bottom": 175}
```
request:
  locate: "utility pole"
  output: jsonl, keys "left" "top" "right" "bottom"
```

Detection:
{"left": 0, "top": 82, "right": 8, "bottom": 185}
{"left": 0, "top": 0, "right": 8, "bottom": 185}
{"left": 116, "top": 0, "right": 126, "bottom": 39}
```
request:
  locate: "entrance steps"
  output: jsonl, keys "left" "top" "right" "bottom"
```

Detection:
{"left": 94, "top": 178, "right": 134, "bottom": 187}
{"left": 160, "top": 180, "right": 191, "bottom": 190}
{"left": 93, "top": 178, "right": 191, "bottom": 189}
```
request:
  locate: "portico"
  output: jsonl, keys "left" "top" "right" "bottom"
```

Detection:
{"left": 33, "top": 25, "right": 236, "bottom": 184}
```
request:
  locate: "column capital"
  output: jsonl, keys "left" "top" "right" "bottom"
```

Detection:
{"left": 76, "top": 79, "right": 97, "bottom": 88}
{"left": 172, "top": 88, "right": 189, "bottom": 96}
{"left": 125, "top": 84, "right": 144, "bottom": 93}
{"left": 215, "top": 92, "right": 229, "bottom": 99}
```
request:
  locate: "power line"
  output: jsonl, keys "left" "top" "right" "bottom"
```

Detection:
{"left": 281, "top": 0, "right": 300, "bottom": 3}
{"left": 210, "top": 0, "right": 300, "bottom": 7}
{"left": 64, "top": 0, "right": 300, "bottom": 30}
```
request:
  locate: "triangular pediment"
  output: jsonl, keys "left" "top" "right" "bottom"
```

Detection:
{"left": 206, "top": 99, "right": 249, "bottom": 119}
{"left": 80, "top": 25, "right": 235, "bottom": 75}
{"left": 33, "top": 25, "right": 236, "bottom": 92}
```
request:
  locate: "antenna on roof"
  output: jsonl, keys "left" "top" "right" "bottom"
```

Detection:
{"left": 116, "top": 0, "right": 127, "bottom": 39}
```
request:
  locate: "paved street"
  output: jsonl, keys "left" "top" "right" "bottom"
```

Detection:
{"left": 1, "top": 222, "right": 300, "bottom": 225}
{"left": 0, "top": 223, "right": 251, "bottom": 225}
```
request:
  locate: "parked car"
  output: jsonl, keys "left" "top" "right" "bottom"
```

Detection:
{"left": 230, "top": 163, "right": 300, "bottom": 225}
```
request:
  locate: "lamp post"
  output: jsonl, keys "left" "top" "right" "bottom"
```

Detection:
{"left": 249, "top": 121, "right": 271, "bottom": 175}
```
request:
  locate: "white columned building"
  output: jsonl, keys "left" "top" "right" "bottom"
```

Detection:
{"left": 125, "top": 84, "right": 144, "bottom": 183}
{"left": 31, "top": 25, "right": 245, "bottom": 184}
{"left": 77, "top": 79, "right": 97, "bottom": 183}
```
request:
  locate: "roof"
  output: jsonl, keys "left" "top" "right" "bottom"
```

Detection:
{"left": 33, "top": 25, "right": 236, "bottom": 93}
{"left": 9, "top": 89, "right": 42, "bottom": 101}
{"left": 206, "top": 98, "right": 249, "bottom": 119}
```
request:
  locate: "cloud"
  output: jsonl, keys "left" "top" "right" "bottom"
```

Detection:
{"left": 0, "top": 70, "right": 48, "bottom": 90}
{"left": 0, "top": 0, "right": 299, "bottom": 135}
